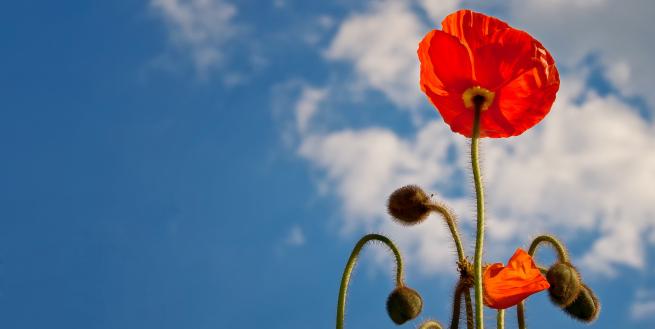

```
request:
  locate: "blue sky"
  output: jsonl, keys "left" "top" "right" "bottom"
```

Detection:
{"left": 2, "top": 0, "right": 655, "bottom": 328}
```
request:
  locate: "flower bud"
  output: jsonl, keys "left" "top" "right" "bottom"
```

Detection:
{"left": 546, "top": 262, "right": 581, "bottom": 307}
{"left": 563, "top": 284, "right": 600, "bottom": 323}
{"left": 387, "top": 185, "right": 431, "bottom": 225}
{"left": 386, "top": 286, "right": 423, "bottom": 325}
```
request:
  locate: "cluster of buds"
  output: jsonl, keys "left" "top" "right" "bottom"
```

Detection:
{"left": 546, "top": 258, "right": 600, "bottom": 322}
{"left": 335, "top": 185, "right": 601, "bottom": 329}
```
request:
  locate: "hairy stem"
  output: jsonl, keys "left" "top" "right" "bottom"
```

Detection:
{"left": 336, "top": 234, "right": 404, "bottom": 329}
{"left": 427, "top": 203, "right": 472, "bottom": 328}
{"left": 471, "top": 104, "right": 485, "bottom": 329}
{"left": 528, "top": 235, "right": 570, "bottom": 263}
{"left": 464, "top": 290, "right": 474, "bottom": 329}
{"left": 450, "top": 280, "right": 466, "bottom": 329}
{"left": 517, "top": 235, "right": 568, "bottom": 329}
{"left": 428, "top": 203, "right": 466, "bottom": 261}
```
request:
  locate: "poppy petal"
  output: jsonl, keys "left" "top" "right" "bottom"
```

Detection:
{"left": 495, "top": 65, "right": 560, "bottom": 136}
{"left": 441, "top": 10, "right": 510, "bottom": 53}
{"left": 419, "top": 10, "right": 560, "bottom": 138}
{"left": 472, "top": 29, "right": 545, "bottom": 90}
{"left": 483, "top": 249, "right": 550, "bottom": 309}
{"left": 423, "top": 87, "right": 469, "bottom": 135}
{"left": 418, "top": 29, "right": 473, "bottom": 96}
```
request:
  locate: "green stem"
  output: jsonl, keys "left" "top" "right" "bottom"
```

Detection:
{"left": 496, "top": 309, "right": 505, "bottom": 329}
{"left": 450, "top": 280, "right": 465, "bottom": 329}
{"left": 516, "top": 236, "right": 568, "bottom": 329}
{"left": 517, "top": 302, "right": 526, "bottom": 329}
{"left": 464, "top": 290, "right": 474, "bottom": 329}
{"left": 528, "top": 235, "right": 569, "bottom": 262}
{"left": 336, "top": 234, "right": 404, "bottom": 329}
{"left": 427, "top": 203, "right": 472, "bottom": 328}
{"left": 471, "top": 104, "right": 485, "bottom": 329}
{"left": 427, "top": 203, "right": 466, "bottom": 262}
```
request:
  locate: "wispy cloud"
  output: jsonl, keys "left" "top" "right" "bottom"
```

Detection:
{"left": 150, "top": 0, "right": 241, "bottom": 78}
{"left": 295, "top": 86, "right": 327, "bottom": 135}
{"left": 325, "top": 1, "right": 428, "bottom": 110}
{"left": 284, "top": 225, "right": 306, "bottom": 247}
{"left": 631, "top": 289, "right": 655, "bottom": 321}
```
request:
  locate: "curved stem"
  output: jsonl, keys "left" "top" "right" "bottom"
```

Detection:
{"left": 464, "top": 290, "right": 474, "bottom": 329}
{"left": 517, "top": 302, "right": 526, "bottom": 329}
{"left": 336, "top": 234, "right": 404, "bottom": 329}
{"left": 517, "top": 236, "right": 567, "bottom": 329}
{"left": 427, "top": 203, "right": 466, "bottom": 262}
{"left": 496, "top": 309, "right": 505, "bottom": 329}
{"left": 427, "top": 203, "right": 472, "bottom": 328}
{"left": 471, "top": 105, "right": 485, "bottom": 329}
{"left": 528, "top": 235, "right": 569, "bottom": 263}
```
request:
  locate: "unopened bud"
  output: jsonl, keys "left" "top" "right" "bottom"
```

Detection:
{"left": 546, "top": 262, "right": 581, "bottom": 307}
{"left": 387, "top": 185, "right": 431, "bottom": 225}
{"left": 386, "top": 286, "right": 423, "bottom": 325}
{"left": 563, "top": 284, "right": 600, "bottom": 323}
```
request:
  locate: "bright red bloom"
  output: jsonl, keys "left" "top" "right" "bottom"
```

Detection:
{"left": 483, "top": 248, "right": 550, "bottom": 309}
{"left": 418, "top": 10, "right": 559, "bottom": 138}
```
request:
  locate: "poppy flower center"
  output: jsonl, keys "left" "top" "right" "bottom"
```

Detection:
{"left": 462, "top": 86, "right": 495, "bottom": 111}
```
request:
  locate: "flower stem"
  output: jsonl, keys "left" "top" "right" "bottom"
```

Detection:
{"left": 428, "top": 203, "right": 466, "bottom": 262}
{"left": 496, "top": 309, "right": 505, "bottom": 329}
{"left": 427, "top": 203, "right": 472, "bottom": 328}
{"left": 336, "top": 234, "right": 404, "bottom": 329}
{"left": 516, "top": 235, "right": 568, "bottom": 329}
{"left": 471, "top": 104, "right": 485, "bottom": 329}
{"left": 528, "top": 235, "right": 570, "bottom": 263}
{"left": 464, "top": 290, "right": 474, "bottom": 329}
{"left": 451, "top": 279, "right": 466, "bottom": 329}
{"left": 517, "top": 302, "right": 526, "bottom": 329}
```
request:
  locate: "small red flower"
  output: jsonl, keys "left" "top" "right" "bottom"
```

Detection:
{"left": 418, "top": 10, "right": 559, "bottom": 138}
{"left": 483, "top": 248, "right": 550, "bottom": 309}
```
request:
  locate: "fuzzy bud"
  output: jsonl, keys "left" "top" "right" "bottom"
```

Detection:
{"left": 563, "top": 284, "right": 600, "bottom": 323}
{"left": 387, "top": 185, "right": 431, "bottom": 225}
{"left": 386, "top": 286, "right": 423, "bottom": 325}
{"left": 546, "top": 262, "right": 581, "bottom": 307}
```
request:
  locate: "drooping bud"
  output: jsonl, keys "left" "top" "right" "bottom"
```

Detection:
{"left": 386, "top": 286, "right": 423, "bottom": 325}
{"left": 546, "top": 262, "right": 581, "bottom": 307}
{"left": 387, "top": 185, "right": 431, "bottom": 225}
{"left": 563, "top": 284, "right": 600, "bottom": 323}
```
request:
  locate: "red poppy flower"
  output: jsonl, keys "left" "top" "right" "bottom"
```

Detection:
{"left": 483, "top": 248, "right": 550, "bottom": 309}
{"left": 418, "top": 10, "right": 559, "bottom": 138}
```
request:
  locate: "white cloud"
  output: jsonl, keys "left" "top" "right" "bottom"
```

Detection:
{"left": 151, "top": 0, "right": 239, "bottom": 77}
{"left": 507, "top": 0, "right": 655, "bottom": 108}
{"left": 298, "top": 73, "right": 655, "bottom": 276}
{"left": 299, "top": 127, "right": 469, "bottom": 274}
{"left": 631, "top": 289, "right": 655, "bottom": 321}
{"left": 295, "top": 86, "right": 327, "bottom": 134}
{"left": 325, "top": 1, "right": 428, "bottom": 109}
{"left": 285, "top": 225, "right": 306, "bottom": 246}
{"left": 417, "top": 0, "right": 459, "bottom": 22}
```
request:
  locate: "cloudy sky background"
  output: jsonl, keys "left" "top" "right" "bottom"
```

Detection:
{"left": 2, "top": 0, "right": 655, "bottom": 328}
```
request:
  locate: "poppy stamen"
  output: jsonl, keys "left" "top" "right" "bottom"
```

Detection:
{"left": 463, "top": 86, "right": 495, "bottom": 111}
